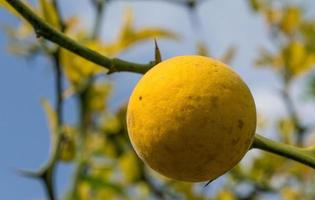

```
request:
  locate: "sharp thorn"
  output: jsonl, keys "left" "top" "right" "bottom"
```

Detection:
{"left": 154, "top": 38, "right": 162, "bottom": 65}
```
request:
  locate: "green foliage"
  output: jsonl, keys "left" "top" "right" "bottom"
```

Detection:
{"left": 39, "top": 0, "right": 60, "bottom": 29}
{"left": 253, "top": 2, "right": 315, "bottom": 79}
{"left": 228, "top": 1, "right": 315, "bottom": 199}
{"left": 2, "top": 0, "right": 315, "bottom": 199}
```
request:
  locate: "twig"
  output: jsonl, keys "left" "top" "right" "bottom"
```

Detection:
{"left": 5, "top": 0, "right": 315, "bottom": 183}
{"left": 252, "top": 134, "right": 315, "bottom": 169}
{"left": 17, "top": 1, "right": 66, "bottom": 199}
{"left": 108, "top": 0, "right": 207, "bottom": 7}
{"left": 4, "top": 0, "right": 155, "bottom": 74}
{"left": 91, "top": 0, "right": 106, "bottom": 39}
{"left": 67, "top": 0, "right": 107, "bottom": 197}
{"left": 67, "top": 84, "right": 91, "bottom": 199}
{"left": 39, "top": 1, "right": 66, "bottom": 199}
{"left": 281, "top": 83, "right": 306, "bottom": 146}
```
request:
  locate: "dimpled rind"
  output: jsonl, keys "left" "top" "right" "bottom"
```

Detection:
{"left": 127, "top": 55, "right": 256, "bottom": 182}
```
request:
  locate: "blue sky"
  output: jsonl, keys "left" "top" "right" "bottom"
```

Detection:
{"left": 1, "top": 0, "right": 315, "bottom": 199}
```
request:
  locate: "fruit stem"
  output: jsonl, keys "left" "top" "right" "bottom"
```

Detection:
{"left": 4, "top": 0, "right": 155, "bottom": 74}
{"left": 252, "top": 134, "right": 315, "bottom": 169}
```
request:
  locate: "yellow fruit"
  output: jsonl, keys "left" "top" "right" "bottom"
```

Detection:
{"left": 127, "top": 55, "right": 256, "bottom": 182}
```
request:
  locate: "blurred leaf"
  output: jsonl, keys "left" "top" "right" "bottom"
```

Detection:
{"left": 133, "top": 182, "right": 150, "bottom": 200}
{"left": 171, "top": 182, "right": 205, "bottom": 200}
{"left": 77, "top": 181, "right": 90, "bottom": 200}
{"left": 41, "top": 99, "right": 76, "bottom": 162}
{"left": 283, "top": 41, "right": 315, "bottom": 76}
{"left": 6, "top": 21, "right": 34, "bottom": 39}
{"left": 119, "top": 151, "right": 141, "bottom": 184}
{"left": 255, "top": 47, "right": 283, "bottom": 69}
{"left": 249, "top": 153, "right": 285, "bottom": 185}
{"left": 196, "top": 40, "right": 209, "bottom": 56}
{"left": 280, "top": 7, "right": 301, "bottom": 35}
{"left": 300, "top": 20, "right": 315, "bottom": 52}
{"left": 61, "top": 8, "right": 178, "bottom": 89}
{"left": 277, "top": 118, "right": 295, "bottom": 144}
{"left": 288, "top": 161, "right": 314, "bottom": 181}
{"left": 221, "top": 46, "right": 237, "bottom": 64}
{"left": 217, "top": 188, "right": 236, "bottom": 200}
{"left": 88, "top": 163, "right": 114, "bottom": 183}
{"left": 101, "top": 114, "right": 121, "bottom": 134}
{"left": 6, "top": 41, "right": 40, "bottom": 57}
{"left": 59, "top": 125, "right": 76, "bottom": 162}
{"left": 257, "top": 113, "right": 267, "bottom": 130}
{"left": 284, "top": 41, "right": 305, "bottom": 73}
{"left": 256, "top": 41, "right": 315, "bottom": 77}
{"left": 281, "top": 186, "right": 300, "bottom": 200}
{"left": 41, "top": 98, "right": 57, "bottom": 135}
{"left": 102, "top": 139, "right": 118, "bottom": 158}
{"left": 60, "top": 19, "right": 108, "bottom": 88}
{"left": 0, "top": 0, "right": 21, "bottom": 16}
{"left": 39, "top": 0, "right": 60, "bottom": 29}
{"left": 3, "top": 12, "right": 40, "bottom": 57}
{"left": 81, "top": 176, "right": 124, "bottom": 195}
{"left": 101, "top": 8, "right": 179, "bottom": 56}
{"left": 248, "top": 0, "right": 264, "bottom": 12}
{"left": 264, "top": 8, "right": 282, "bottom": 25}
{"left": 60, "top": 41, "right": 108, "bottom": 89}
{"left": 96, "top": 188, "right": 120, "bottom": 200}
{"left": 86, "top": 133, "right": 107, "bottom": 156}
{"left": 86, "top": 82, "right": 112, "bottom": 114}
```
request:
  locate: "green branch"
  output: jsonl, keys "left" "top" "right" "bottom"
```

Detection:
{"left": 16, "top": 1, "right": 66, "bottom": 199}
{"left": 4, "top": 0, "right": 155, "bottom": 74}
{"left": 252, "top": 134, "right": 315, "bottom": 169}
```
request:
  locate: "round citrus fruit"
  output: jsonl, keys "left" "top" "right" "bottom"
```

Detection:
{"left": 127, "top": 55, "right": 256, "bottom": 182}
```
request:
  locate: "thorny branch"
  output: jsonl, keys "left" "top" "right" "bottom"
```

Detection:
{"left": 4, "top": 1, "right": 315, "bottom": 199}
{"left": 5, "top": 0, "right": 155, "bottom": 74}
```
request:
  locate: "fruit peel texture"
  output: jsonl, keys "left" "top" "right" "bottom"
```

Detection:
{"left": 127, "top": 55, "right": 257, "bottom": 182}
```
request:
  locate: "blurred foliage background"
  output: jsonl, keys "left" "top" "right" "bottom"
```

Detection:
{"left": 1, "top": 0, "right": 315, "bottom": 199}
